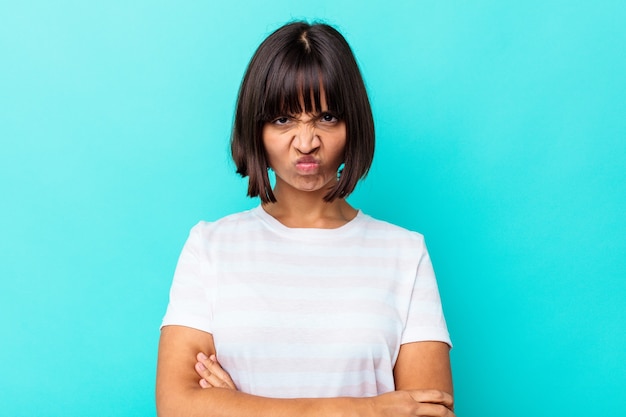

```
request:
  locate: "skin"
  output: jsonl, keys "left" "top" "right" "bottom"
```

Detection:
{"left": 260, "top": 94, "right": 357, "bottom": 229}
{"left": 156, "top": 92, "right": 455, "bottom": 417}
{"left": 157, "top": 326, "right": 454, "bottom": 417}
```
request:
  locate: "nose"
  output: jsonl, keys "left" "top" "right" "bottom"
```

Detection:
{"left": 293, "top": 122, "right": 320, "bottom": 154}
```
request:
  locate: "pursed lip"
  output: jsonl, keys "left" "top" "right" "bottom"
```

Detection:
{"left": 295, "top": 156, "right": 321, "bottom": 172}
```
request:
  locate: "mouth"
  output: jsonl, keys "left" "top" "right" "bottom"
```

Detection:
{"left": 295, "top": 156, "right": 321, "bottom": 173}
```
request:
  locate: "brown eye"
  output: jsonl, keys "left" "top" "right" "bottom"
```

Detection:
{"left": 320, "top": 113, "right": 338, "bottom": 123}
{"left": 273, "top": 116, "right": 290, "bottom": 125}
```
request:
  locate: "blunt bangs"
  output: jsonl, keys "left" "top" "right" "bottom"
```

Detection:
{"left": 231, "top": 21, "right": 375, "bottom": 203}
{"left": 260, "top": 50, "right": 344, "bottom": 121}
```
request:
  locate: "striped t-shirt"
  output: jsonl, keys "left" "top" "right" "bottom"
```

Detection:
{"left": 162, "top": 206, "right": 450, "bottom": 398}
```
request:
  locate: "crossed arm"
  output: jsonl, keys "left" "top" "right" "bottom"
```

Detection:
{"left": 156, "top": 325, "right": 454, "bottom": 417}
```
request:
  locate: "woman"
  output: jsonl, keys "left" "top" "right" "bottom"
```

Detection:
{"left": 156, "top": 21, "right": 454, "bottom": 417}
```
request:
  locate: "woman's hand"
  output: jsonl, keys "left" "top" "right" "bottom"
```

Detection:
{"left": 194, "top": 352, "right": 237, "bottom": 390}
{"left": 370, "top": 389, "right": 455, "bottom": 417}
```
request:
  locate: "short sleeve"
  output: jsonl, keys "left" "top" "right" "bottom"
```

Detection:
{"left": 400, "top": 237, "right": 452, "bottom": 348}
{"left": 161, "top": 222, "right": 213, "bottom": 333}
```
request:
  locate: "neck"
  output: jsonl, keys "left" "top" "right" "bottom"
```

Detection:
{"left": 262, "top": 183, "right": 357, "bottom": 229}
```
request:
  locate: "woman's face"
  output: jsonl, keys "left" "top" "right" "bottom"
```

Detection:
{"left": 262, "top": 93, "right": 346, "bottom": 196}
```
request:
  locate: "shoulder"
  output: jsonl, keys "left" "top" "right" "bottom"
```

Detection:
{"left": 358, "top": 213, "right": 426, "bottom": 246}
{"left": 187, "top": 208, "right": 262, "bottom": 243}
{"left": 193, "top": 209, "right": 257, "bottom": 229}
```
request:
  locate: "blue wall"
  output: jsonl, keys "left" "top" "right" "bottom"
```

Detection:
{"left": 1, "top": 1, "right": 624, "bottom": 416}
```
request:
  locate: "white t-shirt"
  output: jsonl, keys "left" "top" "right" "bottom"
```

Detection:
{"left": 162, "top": 206, "right": 450, "bottom": 398}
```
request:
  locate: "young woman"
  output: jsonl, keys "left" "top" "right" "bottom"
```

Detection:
{"left": 156, "top": 21, "right": 454, "bottom": 417}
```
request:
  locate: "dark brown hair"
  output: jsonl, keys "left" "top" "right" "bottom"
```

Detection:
{"left": 231, "top": 21, "right": 375, "bottom": 203}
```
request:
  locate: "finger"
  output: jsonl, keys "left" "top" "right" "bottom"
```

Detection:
{"left": 201, "top": 356, "right": 236, "bottom": 389}
{"left": 206, "top": 355, "right": 237, "bottom": 389}
{"left": 196, "top": 351, "right": 212, "bottom": 365}
{"left": 409, "top": 390, "right": 454, "bottom": 410}
{"left": 195, "top": 352, "right": 236, "bottom": 390}
{"left": 414, "top": 402, "right": 456, "bottom": 417}
{"left": 194, "top": 360, "right": 213, "bottom": 386}
{"left": 203, "top": 371, "right": 232, "bottom": 389}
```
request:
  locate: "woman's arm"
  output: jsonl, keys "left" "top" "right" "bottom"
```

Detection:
{"left": 394, "top": 341, "right": 454, "bottom": 404}
{"left": 156, "top": 325, "right": 366, "bottom": 417}
{"left": 157, "top": 326, "right": 455, "bottom": 417}
{"left": 194, "top": 340, "right": 454, "bottom": 397}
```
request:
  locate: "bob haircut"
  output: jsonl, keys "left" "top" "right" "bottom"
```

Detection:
{"left": 231, "top": 21, "right": 375, "bottom": 203}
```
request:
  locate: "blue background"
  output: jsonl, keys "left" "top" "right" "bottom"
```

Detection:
{"left": 1, "top": 1, "right": 624, "bottom": 415}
